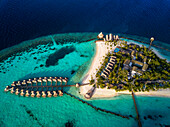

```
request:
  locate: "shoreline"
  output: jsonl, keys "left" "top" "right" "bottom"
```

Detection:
{"left": 125, "top": 39, "right": 170, "bottom": 62}
{"left": 80, "top": 40, "right": 170, "bottom": 98}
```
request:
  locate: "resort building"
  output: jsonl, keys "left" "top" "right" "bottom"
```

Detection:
{"left": 113, "top": 35, "right": 116, "bottom": 40}
{"left": 124, "top": 59, "right": 130, "bottom": 66}
{"left": 101, "top": 55, "right": 117, "bottom": 79}
{"left": 106, "top": 35, "right": 109, "bottom": 41}
{"left": 131, "top": 50, "right": 135, "bottom": 57}
{"left": 109, "top": 33, "right": 113, "bottom": 41}
{"left": 99, "top": 32, "right": 119, "bottom": 42}
{"left": 97, "top": 32, "right": 104, "bottom": 39}
{"left": 132, "top": 60, "right": 144, "bottom": 67}
{"left": 142, "top": 63, "right": 148, "bottom": 71}
{"left": 115, "top": 35, "right": 119, "bottom": 40}
{"left": 136, "top": 69, "right": 143, "bottom": 76}
{"left": 131, "top": 66, "right": 137, "bottom": 76}
{"left": 143, "top": 57, "right": 147, "bottom": 64}
{"left": 123, "top": 59, "right": 131, "bottom": 70}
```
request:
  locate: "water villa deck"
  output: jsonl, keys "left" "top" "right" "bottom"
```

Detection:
{"left": 4, "top": 77, "right": 84, "bottom": 98}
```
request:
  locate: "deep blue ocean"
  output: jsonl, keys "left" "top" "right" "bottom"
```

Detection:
{"left": 0, "top": 0, "right": 169, "bottom": 50}
{"left": 0, "top": 1, "right": 170, "bottom": 127}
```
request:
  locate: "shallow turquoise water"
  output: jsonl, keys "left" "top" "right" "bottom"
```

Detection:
{"left": 0, "top": 33, "right": 170, "bottom": 127}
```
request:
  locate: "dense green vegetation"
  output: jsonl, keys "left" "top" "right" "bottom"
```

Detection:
{"left": 90, "top": 42, "right": 170, "bottom": 92}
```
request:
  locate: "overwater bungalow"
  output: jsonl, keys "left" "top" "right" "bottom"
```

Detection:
{"left": 25, "top": 90, "right": 30, "bottom": 97}
{"left": 52, "top": 77, "right": 57, "bottom": 81}
{"left": 36, "top": 91, "right": 41, "bottom": 98}
{"left": 53, "top": 77, "right": 58, "bottom": 85}
{"left": 16, "top": 81, "right": 21, "bottom": 86}
{"left": 43, "top": 77, "right": 48, "bottom": 82}
{"left": 48, "top": 77, "right": 53, "bottom": 86}
{"left": 27, "top": 79, "right": 32, "bottom": 84}
{"left": 10, "top": 87, "right": 14, "bottom": 94}
{"left": 4, "top": 86, "right": 11, "bottom": 92}
{"left": 57, "top": 77, "right": 62, "bottom": 82}
{"left": 48, "top": 77, "right": 53, "bottom": 82}
{"left": 58, "top": 90, "right": 63, "bottom": 96}
{"left": 15, "top": 88, "right": 20, "bottom": 95}
{"left": 42, "top": 91, "right": 46, "bottom": 98}
{"left": 63, "top": 77, "right": 68, "bottom": 85}
{"left": 11, "top": 82, "right": 16, "bottom": 86}
{"left": 47, "top": 91, "right": 52, "bottom": 97}
{"left": 22, "top": 80, "right": 27, "bottom": 86}
{"left": 32, "top": 78, "right": 37, "bottom": 83}
{"left": 38, "top": 77, "right": 42, "bottom": 82}
{"left": 30, "top": 91, "right": 35, "bottom": 97}
{"left": 20, "top": 89, "right": 24, "bottom": 96}
{"left": 53, "top": 91, "right": 58, "bottom": 97}
{"left": 38, "top": 77, "right": 43, "bottom": 86}
{"left": 43, "top": 77, "right": 48, "bottom": 85}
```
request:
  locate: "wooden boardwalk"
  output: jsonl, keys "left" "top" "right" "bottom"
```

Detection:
{"left": 132, "top": 91, "right": 142, "bottom": 127}
{"left": 4, "top": 76, "right": 89, "bottom": 98}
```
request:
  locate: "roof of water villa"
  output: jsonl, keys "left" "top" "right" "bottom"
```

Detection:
{"left": 4, "top": 77, "right": 89, "bottom": 98}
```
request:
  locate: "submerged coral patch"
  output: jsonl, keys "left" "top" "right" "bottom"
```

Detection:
{"left": 45, "top": 46, "right": 75, "bottom": 67}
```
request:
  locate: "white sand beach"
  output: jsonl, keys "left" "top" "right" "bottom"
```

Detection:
{"left": 80, "top": 40, "right": 170, "bottom": 98}
{"left": 126, "top": 40, "right": 170, "bottom": 62}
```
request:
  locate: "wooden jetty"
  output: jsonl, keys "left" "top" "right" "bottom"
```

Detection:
{"left": 4, "top": 77, "right": 83, "bottom": 98}
{"left": 132, "top": 91, "right": 142, "bottom": 127}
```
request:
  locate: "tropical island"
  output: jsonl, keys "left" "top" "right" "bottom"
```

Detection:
{"left": 80, "top": 32, "right": 170, "bottom": 99}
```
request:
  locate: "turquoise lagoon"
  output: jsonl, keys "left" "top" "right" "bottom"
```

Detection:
{"left": 0, "top": 33, "right": 170, "bottom": 127}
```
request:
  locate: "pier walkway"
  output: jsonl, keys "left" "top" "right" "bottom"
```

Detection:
{"left": 132, "top": 91, "right": 142, "bottom": 127}
{"left": 4, "top": 76, "right": 89, "bottom": 98}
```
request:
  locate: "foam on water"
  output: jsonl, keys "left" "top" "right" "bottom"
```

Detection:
{"left": 0, "top": 33, "right": 170, "bottom": 127}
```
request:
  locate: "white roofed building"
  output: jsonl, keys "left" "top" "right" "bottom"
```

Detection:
{"left": 97, "top": 32, "right": 104, "bottom": 39}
